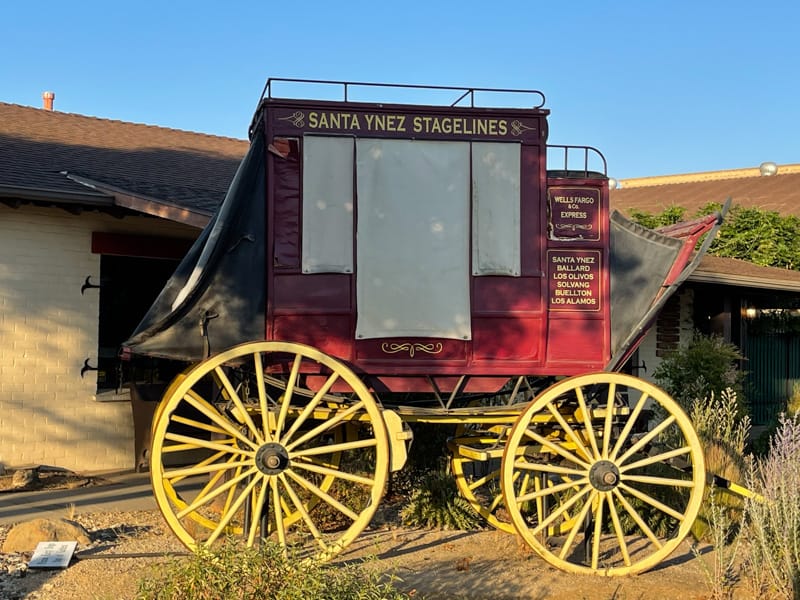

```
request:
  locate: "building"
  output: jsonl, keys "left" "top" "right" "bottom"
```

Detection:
{"left": 612, "top": 166, "right": 800, "bottom": 424}
{"left": 0, "top": 96, "right": 247, "bottom": 472}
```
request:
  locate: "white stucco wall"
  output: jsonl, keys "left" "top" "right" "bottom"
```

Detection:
{"left": 635, "top": 287, "right": 695, "bottom": 386}
{"left": 0, "top": 205, "right": 196, "bottom": 472}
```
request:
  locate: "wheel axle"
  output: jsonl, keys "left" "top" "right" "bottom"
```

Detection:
{"left": 255, "top": 442, "right": 289, "bottom": 475}
{"left": 588, "top": 460, "right": 620, "bottom": 491}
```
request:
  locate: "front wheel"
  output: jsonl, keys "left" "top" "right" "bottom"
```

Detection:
{"left": 501, "top": 373, "right": 705, "bottom": 576}
{"left": 150, "top": 341, "right": 390, "bottom": 561}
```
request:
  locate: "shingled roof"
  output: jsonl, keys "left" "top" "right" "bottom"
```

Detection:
{"left": 0, "top": 102, "right": 248, "bottom": 226}
{"left": 610, "top": 164, "right": 800, "bottom": 290}
{"left": 610, "top": 164, "right": 800, "bottom": 218}
{"left": 693, "top": 255, "right": 800, "bottom": 292}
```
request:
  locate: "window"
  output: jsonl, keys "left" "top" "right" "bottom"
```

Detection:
{"left": 95, "top": 255, "right": 179, "bottom": 399}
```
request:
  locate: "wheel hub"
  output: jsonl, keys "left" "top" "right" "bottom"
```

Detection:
{"left": 589, "top": 460, "right": 620, "bottom": 491}
{"left": 255, "top": 442, "right": 289, "bottom": 475}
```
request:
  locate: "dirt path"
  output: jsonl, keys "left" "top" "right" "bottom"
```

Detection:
{"left": 342, "top": 526, "right": 735, "bottom": 600}
{"left": 1, "top": 509, "right": 754, "bottom": 600}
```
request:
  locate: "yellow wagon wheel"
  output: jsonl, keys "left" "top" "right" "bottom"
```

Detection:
{"left": 500, "top": 372, "right": 705, "bottom": 576}
{"left": 155, "top": 366, "right": 354, "bottom": 535}
{"left": 451, "top": 422, "right": 516, "bottom": 533}
{"left": 150, "top": 341, "right": 389, "bottom": 561}
{"left": 452, "top": 422, "right": 579, "bottom": 535}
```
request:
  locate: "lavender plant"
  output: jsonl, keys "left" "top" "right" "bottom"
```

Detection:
{"left": 743, "top": 414, "right": 800, "bottom": 599}
{"left": 693, "top": 484, "right": 743, "bottom": 600}
{"left": 689, "top": 389, "right": 750, "bottom": 542}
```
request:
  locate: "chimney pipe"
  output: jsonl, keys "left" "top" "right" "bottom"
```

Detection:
{"left": 42, "top": 91, "right": 55, "bottom": 111}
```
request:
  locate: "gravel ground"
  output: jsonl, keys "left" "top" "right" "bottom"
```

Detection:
{"left": 0, "top": 510, "right": 187, "bottom": 600}
{"left": 0, "top": 505, "right": 759, "bottom": 600}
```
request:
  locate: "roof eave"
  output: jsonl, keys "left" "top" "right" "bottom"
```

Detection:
{"left": 64, "top": 173, "right": 212, "bottom": 228}
{"left": 688, "top": 270, "right": 800, "bottom": 293}
{"left": 0, "top": 184, "right": 114, "bottom": 206}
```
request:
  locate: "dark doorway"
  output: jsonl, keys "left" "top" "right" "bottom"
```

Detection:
{"left": 97, "top": 255, "right": 179, "bottom": 393}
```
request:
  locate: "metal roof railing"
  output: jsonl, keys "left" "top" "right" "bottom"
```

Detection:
{"left": 260, "top": 77, "right": 546, "bottom": 109}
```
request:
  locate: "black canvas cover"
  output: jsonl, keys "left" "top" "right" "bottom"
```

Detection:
{"left": 123, "top": 131, "right": 266, "bottom": 361}
{"left": 608, "top": 210, "right": 683, "bottom": 361}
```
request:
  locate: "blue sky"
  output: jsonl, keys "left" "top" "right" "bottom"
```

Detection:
{"left": 2, "top": 0, "right": 798, "bottom": 179}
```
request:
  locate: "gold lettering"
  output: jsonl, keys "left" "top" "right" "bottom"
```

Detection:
{"left": 309, "top": 112, "right": 319, "bottom": 128}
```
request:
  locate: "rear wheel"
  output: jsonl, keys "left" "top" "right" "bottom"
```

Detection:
{"left": 451, "top": 422, "right": 515, "bottom": 533}
{"left": 452, "top": 420, "right": 579, "bottom": 536}
{"left": 501, "top": 372, "right": 705, "bottom": 576}
{"left": 150, "top": 341, "right": 389, "bottom": 561}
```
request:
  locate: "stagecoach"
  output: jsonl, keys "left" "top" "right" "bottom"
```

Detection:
{"left": 124, "top": 79, "right": 728, "bottom": 575}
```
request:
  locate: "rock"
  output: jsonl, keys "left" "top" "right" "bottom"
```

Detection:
{"left": 11, "top": 469, "right": 38, "bottom": 490}
{"left": 1, "top": 518, "right": 91, "bottom": 553}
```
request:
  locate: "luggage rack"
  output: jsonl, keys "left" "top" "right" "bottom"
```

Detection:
{"left": 547, "top": 144, "right": 608, "bottom": 177}
{"left": 260, "top": 77, "right": 547, "bottom": 108}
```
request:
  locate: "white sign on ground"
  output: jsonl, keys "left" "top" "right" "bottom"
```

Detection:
{"left": 28, "top": 540, "right": 78, "bottom": 568}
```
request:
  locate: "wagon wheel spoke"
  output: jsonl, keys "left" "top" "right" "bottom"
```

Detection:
{"left": 501, "top": 372, "right": 704, "bottom": 576}
{"left": 213, "top": 366, "right": 264, "bottom": 444}
{"left": 246, "top": 478, "right": 269, "bottom": 547}
{"left": 591, "top": 493, "right": 606, "bottom": 569}
{"left": 607, "top": 494, "right": 632, "bottom": 566}
{"left": 285, "top": 469, "right": 361, "bottom": 522}
{"left": 613, "top": 488, "right": 662, "bottom": 548}
{"left": 517, "top": 476, "right": 589, "bottom": 504}
{"left": 269, "top": 478, "right": 287, "bottom": 550}
{"left": 279, "top": 473, "right": 327, "bottom": 550}
{"left": 557, "top": 490, "right": 596, "bottom": 561}
{"left": 620, "top": 446, "right": 693, "bottom": 472}
{"left": 543, "top": 401, "right": 593, "bottom": 463}
{"left": 521, "top": 428, "right": 591, "bottom": 469}
{"left": 530, "top": 484, "right": 591, "bottom": 537}
{"left": 174, "top": 465, "right": 256, "bottom": 520}
{"left": 150, "top": 341, "right": 389, "bottom": 561}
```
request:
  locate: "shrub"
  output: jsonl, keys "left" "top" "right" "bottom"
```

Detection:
{"left": 689, "top": 389, "right": 751, "bottom": 542}
{"left": 692, "top": 485, "right": 743, "bottom": 600}
{"left": 742, "top": 414, "right": 800, "bottom": 599}
{"left": 653, "top": 332, "right": 747, "bottom": 415}
{"left": 135, "top": 539, "right": 411, "bottom": 600}
{"left": 400, "top": 469, "right": 484, "bottom": 531}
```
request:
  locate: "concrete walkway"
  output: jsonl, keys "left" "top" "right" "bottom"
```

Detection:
{"left": 0, "top": 471, "right": 159, "bottom": 526}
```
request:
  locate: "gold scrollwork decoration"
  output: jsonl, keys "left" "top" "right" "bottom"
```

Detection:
{"left": 278, "top": 111, "right": 305, "bottom": 127}
{"left": 555, "top": 223, "right": 594, "bottom": 231}
{"left": 510, "top": 120, "right": 536, "bottom": 136}
{"left": 381, "top": 342, "right": 444, "bottom": 358}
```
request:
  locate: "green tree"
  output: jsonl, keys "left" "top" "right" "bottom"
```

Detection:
{"left": 629, "top": 203, "right": 800, "bottom": 271}
{"left": 629, "top": 205, "right": 686, "bottom": 229}
{"left": 652, "top": 332, "right": 747, "bottom": 415}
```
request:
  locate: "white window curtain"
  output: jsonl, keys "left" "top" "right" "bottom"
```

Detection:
{"left": 355, "top": 139, "right": 471, "bottom": 340}
{"left": 472, "top": 141, "right": 521, "bottom": 276}
{"left": 302, "top": 136, "right": 354, "bottom": 273}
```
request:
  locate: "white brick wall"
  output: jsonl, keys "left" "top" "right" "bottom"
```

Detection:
{"left": 0, "top": 205, "right": 196, "bottom": 472}
{"left": 636, "top": 287, "right": 695, "bottom": 386}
